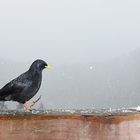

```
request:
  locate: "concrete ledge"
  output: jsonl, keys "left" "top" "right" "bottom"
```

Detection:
{"left": 0, "top": 109, "right": 139, "bottom": 140}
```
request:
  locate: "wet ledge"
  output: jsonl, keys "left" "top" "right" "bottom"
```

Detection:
{"left": 0, "top": 109, "right": 140, "bottom": 119}
{"left": 0, "top": 109, "right": 140, "bottom": 140}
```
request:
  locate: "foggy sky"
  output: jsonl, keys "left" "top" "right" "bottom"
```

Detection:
{"left": 0, "top": 0, "right": 140, "bottom": 64}
{"left": 0, "top": 0, "right": 140, "bottom": 109}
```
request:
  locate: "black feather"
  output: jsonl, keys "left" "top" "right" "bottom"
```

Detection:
{"left": 0, "top": 59, "right": 48, "bottom": 104}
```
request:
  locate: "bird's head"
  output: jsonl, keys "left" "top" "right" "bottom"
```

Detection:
{"left": 29, "top": 59, "right": 51, "bottom": 72}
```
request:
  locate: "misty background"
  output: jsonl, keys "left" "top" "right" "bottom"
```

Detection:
{"left": 0, "top": 0, "right": 140, "bottom": 109}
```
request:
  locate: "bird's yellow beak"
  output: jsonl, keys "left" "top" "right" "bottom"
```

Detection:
{"left": 45, "top": 64, "right": 52, "bottom": 69}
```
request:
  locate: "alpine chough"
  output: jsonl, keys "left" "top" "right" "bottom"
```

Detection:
{"left": 0, "top": 59, "right": 50, "bottom": 111}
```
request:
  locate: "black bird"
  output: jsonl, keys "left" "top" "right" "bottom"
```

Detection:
{"left": 0, "top": 59, "right": 50, "bottom": 111}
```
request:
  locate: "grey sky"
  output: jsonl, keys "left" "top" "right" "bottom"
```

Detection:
{"left": 0, "top": 0, "right": 140, "bottom": 64}
{"left": 0, "top": 0, "right": 140, "bottom": 109}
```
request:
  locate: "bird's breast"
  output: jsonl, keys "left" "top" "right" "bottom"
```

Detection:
{"left": 21, "top": 73, "right": 42, "bottom": 102}
{"left": 30, "top": 74, "right": 42, "bottom": 93}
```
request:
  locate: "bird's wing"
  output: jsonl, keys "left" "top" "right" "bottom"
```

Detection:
{"left": 0, "top": 80, "right": 26, "bottom": 97}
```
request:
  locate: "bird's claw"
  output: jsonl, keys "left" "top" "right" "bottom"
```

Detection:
{"left": 23, "top": 104, "right": 32, "bottom": 112}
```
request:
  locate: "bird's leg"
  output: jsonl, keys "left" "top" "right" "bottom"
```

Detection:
{"left": 30, "top": 95, "right": 42, "bottom": 108}
{"left": 23, "top": 101, "right": 32, "bottom": 111}
{"left": 23, "top": 95, "right": 42, "bottom": 111}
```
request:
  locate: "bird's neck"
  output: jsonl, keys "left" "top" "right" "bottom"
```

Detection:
{"left": 29, "top": 68, "right": 42, "bottom": 76}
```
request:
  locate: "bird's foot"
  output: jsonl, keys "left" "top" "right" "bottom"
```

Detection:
{"left": 23, "top": 101, "right": 33, "bottom": 112}
{"left": 23, "top": 96, "right": 42, "bottom": 111}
